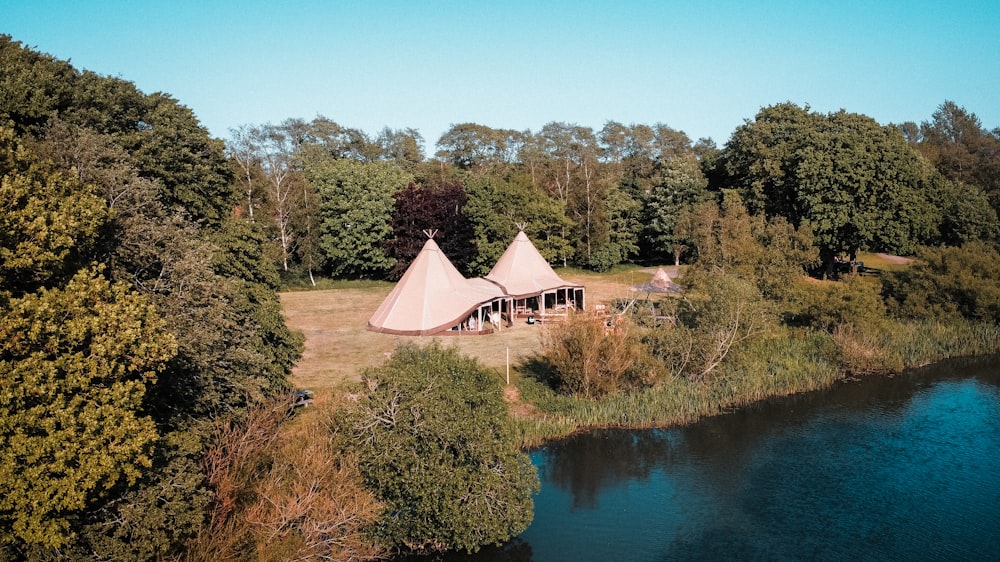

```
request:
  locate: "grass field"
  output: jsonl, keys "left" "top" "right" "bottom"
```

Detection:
{"left": 279, "top": 266, "right": 676, "bottom": 392}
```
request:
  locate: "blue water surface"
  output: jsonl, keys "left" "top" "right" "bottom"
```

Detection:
{"left": 427, "top": 356, "right": 1000, "bottom": 561}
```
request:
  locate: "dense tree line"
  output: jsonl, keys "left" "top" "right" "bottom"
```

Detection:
{"left": 231, "top": 100, "right": 1000, "bottom": 283}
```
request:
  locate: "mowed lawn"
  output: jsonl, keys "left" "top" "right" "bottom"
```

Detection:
{"left": 279, "top": 268, "right": 669, "bottom": 392}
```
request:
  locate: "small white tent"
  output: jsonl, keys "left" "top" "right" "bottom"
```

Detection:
{"left": 367, "top": 238, "right": 510, "bottom": 335}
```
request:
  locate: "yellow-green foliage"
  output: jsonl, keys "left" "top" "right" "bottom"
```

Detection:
{"left": 786, "top": 274, "right": 887, "bottom": 332}
{"left": 0, "top": 269, "right": 176, "bottom": 548}
{"left": 0, "top": 127, "right": 107, "bottom": 295}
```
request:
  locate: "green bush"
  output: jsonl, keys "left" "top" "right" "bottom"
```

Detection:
{"left": 338, "top": 343, "right": 538, "bottom": 554}
{"left": 884, "top": 242, "right": 1000, "bottom": 323}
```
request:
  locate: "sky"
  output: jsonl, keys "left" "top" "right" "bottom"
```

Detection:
{"left": 4, "top": 0, "right": 999, "bottom": 154}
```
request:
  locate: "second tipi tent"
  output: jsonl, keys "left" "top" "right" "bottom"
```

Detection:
{"left": 485, "top": 230, "right": 585, "bottom": 318}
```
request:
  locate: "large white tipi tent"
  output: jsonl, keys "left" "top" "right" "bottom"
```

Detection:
{"left": 367, "top": 237, "right": 510, "bottom": 335}
{"left": 485, "top": 230, "right": 585, "bottom": 319}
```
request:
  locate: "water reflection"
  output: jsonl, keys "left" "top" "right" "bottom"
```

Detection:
{"left": 416, "top": 356, "right": 1000, "bottom": 561}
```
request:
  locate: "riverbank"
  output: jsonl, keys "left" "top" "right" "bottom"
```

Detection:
{"left": 507, "top": 320, "right": 1000, "bottom": 448}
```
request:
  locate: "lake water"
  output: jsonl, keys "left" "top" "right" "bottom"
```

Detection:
{"left": 436, "top": 355, "right": 1000, "bottom": 561}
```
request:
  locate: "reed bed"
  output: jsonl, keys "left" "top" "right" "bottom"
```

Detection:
{"left": 512, "top": 319, "right": 1000, "bottom": 448}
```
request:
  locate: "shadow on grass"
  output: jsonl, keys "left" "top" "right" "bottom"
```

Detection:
{"left": 518, "top": 356, "right": 559, "bottom": 391}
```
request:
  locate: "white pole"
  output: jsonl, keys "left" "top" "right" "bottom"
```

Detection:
{"left": 506, "top": 345, "right": 510, "bottom": 385}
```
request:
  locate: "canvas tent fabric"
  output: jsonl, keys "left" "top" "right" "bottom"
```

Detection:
{"left": 485, "top": 230, "right": 585, "bottom": 318}
{"left": 367, "top": 238, "right": 508, "bottom": 336}
{"left": 485, "top": 231, "right": 582, "bottom": 299}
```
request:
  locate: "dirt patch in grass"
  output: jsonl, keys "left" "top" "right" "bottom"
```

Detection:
{"left": 279, "top": 267, "right": 677, "bottom": 392}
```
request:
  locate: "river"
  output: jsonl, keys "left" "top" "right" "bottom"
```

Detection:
{"left": 433, "top": 355, "right": 1000, "bottom": 561}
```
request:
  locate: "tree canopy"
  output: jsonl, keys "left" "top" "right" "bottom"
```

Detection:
{"left": 339, "top": 343, "right": 539, "bottom": 554}
{"left": 718, "top": 103, "right": 938, "bottom": 266}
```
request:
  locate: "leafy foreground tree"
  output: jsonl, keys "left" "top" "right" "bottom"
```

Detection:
{"left": 0, "top": 269, "right": 175, "bottom": 548}
{"left": 338, "top": 343, "right": 539, "bottom": 554}
{"left": 1, "top": 36, "right": 302, "bottom": 558}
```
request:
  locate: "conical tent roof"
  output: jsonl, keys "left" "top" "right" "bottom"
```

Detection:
{"left": 631, "top": 267, "right": 681, "bottom": 294}
{"left": 650, "top": 268, "right": 672, "bottom": 289}
{"left": 368, "top": 238, "right": 506, "bottom": 335}
{"left": 485, "top": 231, "right": 581, "bottom": 298}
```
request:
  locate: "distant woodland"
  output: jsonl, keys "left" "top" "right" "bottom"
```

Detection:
{"left": 3, "top": 33, "right": 1000, "bottom": 560}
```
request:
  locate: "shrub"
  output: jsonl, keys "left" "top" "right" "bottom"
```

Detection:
{"left": 186, "top": 396, "right": 384, "bottom": 562}
{"left": 646, "top": 272, "right": 775, "bottom": 382}
{"left": 338, "top": 343, "right": 539, "bottom": 554}
{"left": 883, "top": 242, "right": 1000, "bottom": 323}
{"left": 785, "top": 274, "right": 887, "bottom": 332}
{"left": 540, "top": 312, "right": 654, "bottom": 398}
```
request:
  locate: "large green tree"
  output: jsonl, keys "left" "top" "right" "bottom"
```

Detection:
{"left": 436, "top": 122, "right": 524, "bottom": 173}
{"left": 340, "top": 343, "right": 538, "bottom": 554}
{"left": 917, "top": 101, "right": 1000, "bottom": 226}
{"left": 311, "top": 158, "right": 412, "bottom": 278}
{"left": 463, "top": 173, "right": 574, "bottom": 275}
{"left": 719, "top": 103, "right": 936, "bottom": 270}
{"left": 0, "top": 269, "right": 175, "bottom": 548}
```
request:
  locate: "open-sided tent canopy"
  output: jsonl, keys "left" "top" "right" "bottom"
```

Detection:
{"left": 485, "top": 230, "right": 584, "bottom": 318}
{"left": 367, "top": 238, "right": 510, "bottom": 336}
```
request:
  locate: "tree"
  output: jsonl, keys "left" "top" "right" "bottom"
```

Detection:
{"left": 0, "top": 269, "right": 175, "bottom": 548}
{"left": 298, "top": 115, "right": 377, "bottom": 163}
{"left": 676, "top": 191, "right": 816, "bottom": 300}
{"left": 255, "top": 122, "right": 306, "bottom": 271}
{"left": 919, "top": 101, "right": 1000, "bottom": 221}
{"left": 435, "top": 123, "right": 524, "bottom": 172}
{"left": 123, "top": 94, "right": 237, "bottom": 227}
{"left": 310, "top": 158, "right": 412, "bottom": 278}
{"left": 0, "top": 127, "right": 107, "bottom": 297}
{"left": 1, "top": 38, "right": 303, "bottom": 558}
{"left": 340, "top": 343, "right": 539, "bottom": 554}
{"left": 226, "top": 124, "right": 264, "bottom": 221}
{"left": 586, "top": 185, "right": 641, "bottom": 271}
{"left": 640, "top": 149, "right": 713, "bottom": 263}
{"left": 649, "top": 271, "right": 774, "bottom": 382}
{"left": 923, "top": 174, "right": 999, "bottom": 245}
{"left": 375, "top": 126, "right": 425, "bottom": 171}
{"left": 463, "top": 173, "right": 574, "bottom": 275}
{"left": 719, "top": 103, "right": 936, "bottom": 271}
{"left": 386, "top": 180, "right": 476, "bottom": 278}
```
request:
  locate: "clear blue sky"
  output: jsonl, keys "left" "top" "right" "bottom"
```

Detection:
{"left": 4, "top": 0, "right": 998, "bottom": 152}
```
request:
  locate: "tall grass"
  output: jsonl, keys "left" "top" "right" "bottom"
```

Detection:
{"left": 512, "top": 319, "right": 1000, "bottom": 448}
